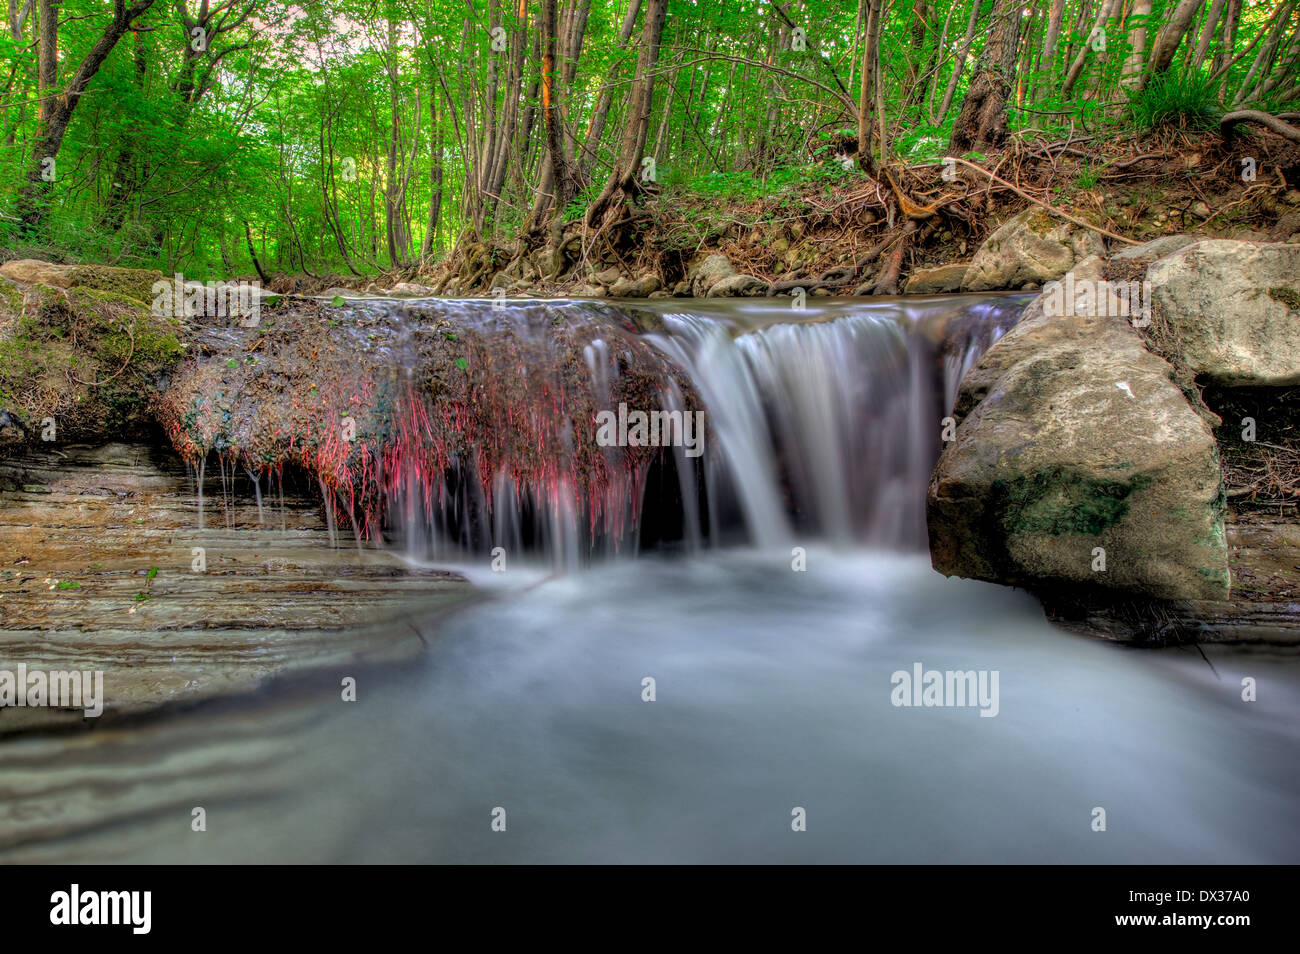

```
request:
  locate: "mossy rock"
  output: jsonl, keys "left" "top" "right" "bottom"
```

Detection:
{"left": 930, "top": 258, "right": 1229, "bottom": 601}
{"left": 67, "top": 265, "right": 165, "bottom": 304}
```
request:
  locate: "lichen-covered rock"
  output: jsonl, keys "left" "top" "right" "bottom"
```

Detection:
{"left": 390, "top": 282, "right": 436, "bottom": 296}
{"left": 1148, "top": 240, "right": 1300, "bottom": 385}
{"left": 0, "top": 259, "right": 75, "bottom": 287}
{"left": 609, "top": 276, "right": 640, "bottom": 298}
{"left": 0, "top": 268, "right": 182, "bottom": 450}
{"left": 0, "top": 259, "right": 164, "bottom": 303}
{"left": 961, "top": 209, "right": 1106, "bottom": 292}
{"left": 930, "top": 257, "right": 1229, "bottom": 601}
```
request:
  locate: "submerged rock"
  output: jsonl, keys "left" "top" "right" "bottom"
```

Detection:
{"left": 930, "top": 257, "right": 1229, "bottom": 602}
{"left": 961, "top": 209, "right": 1105, "bottom": 292}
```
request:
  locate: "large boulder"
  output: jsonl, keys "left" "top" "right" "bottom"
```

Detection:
{"left": 1148, "top": 240, "right": 1300, "bottom": 385}
{"left": 961, "top": 209, "right": 1106, "bottom": 292}
{"left": 930, "top": 257, "right": 1229, "bottom": 602}
{"left": 0, "top": 259, "right": 162, "bottom": 302}
{"left": 609, "top": 275, "right": 662, "bottom": 298}
{"left": 0, "top": 259, "right": 74, "bottom": 287}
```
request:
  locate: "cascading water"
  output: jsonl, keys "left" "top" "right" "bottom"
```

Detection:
{"left": 169, "top": 293, "right": 1022, "bottom": 565}
{"left": 643, "top": 295, "right": 1024, "bottom": 549}
{"left": 361, "top": 293, "right": 1025, "bottom": 561}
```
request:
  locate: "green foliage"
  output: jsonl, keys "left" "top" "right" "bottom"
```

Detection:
{"left": 1076, "top": 164, "right": 1101, "bottom": 190}
{"left": 0, "top": 0, "right": 1294, "bottom": 277}
{"left": 1128, "top": 73, "right": 1222, "bottom": 131}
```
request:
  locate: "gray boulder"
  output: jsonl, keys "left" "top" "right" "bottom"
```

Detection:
{"left": 688, "top": 253, "right": 738, "bottom": 297}
{"left": 707, "top": 274, "right": 768, "bottom": 298}
{"left": 905, "top": 263, "right": 968, "bottom": 294}
{"left": 930, "top": 257, "right": 1229, "bottom": 601}
{"left": 1148, "top": 240, "right": 1300, "bottom": 385}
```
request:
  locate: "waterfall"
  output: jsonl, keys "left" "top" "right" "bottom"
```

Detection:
{"left": 170, "top": 293, "right": 1026, "bottom": 563}
{"left": 380, "top": 294, "right": 1026, "bottom": 560}
{"left": 647, "top": 295, "right": 1025, "bottom": 550}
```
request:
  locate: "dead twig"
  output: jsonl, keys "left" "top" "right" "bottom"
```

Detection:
{"left": 945, "top": 156, "right": 1141, "bottom": 245}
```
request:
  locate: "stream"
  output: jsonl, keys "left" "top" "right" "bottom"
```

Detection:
{"left": 2, "top": 293, "right": 1298, "bottom": 863}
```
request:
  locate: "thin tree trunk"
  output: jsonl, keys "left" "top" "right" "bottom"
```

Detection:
{"left": 948, "top": 0, "right": 1023, "bottom": 154}
{"left": 584, "top": 0, "right": 667, "bottom": 229}
{"left": 1144, "top": 0, "right": 1206, "bottom": 87}
{"left": 939, "top": 0, "right": 981, "bottom": 120}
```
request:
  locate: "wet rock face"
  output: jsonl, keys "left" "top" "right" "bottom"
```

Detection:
{"left": 156, "top": 297, "right": 702, "bottom": 550}
{"left": 930, "top": 257, "right": 1230, "bottom": 602}
{"left": 960, "top": 209, "right": 1106, "bottom": 292}
{"left": 1149, "top": 240, "right": 1300, "bottom": 385}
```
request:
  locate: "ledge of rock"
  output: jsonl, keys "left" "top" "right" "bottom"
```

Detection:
{"left": 0, "top": 443, "right": 473, "bottom": 729}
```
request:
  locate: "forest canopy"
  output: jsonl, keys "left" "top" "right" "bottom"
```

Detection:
{"left": 1, "top": 0, "right": 1296, "bottom": 279}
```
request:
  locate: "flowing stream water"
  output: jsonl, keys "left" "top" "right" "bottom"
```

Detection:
{"left": 4, "top": 293, "right": 1299, "bottom": 863}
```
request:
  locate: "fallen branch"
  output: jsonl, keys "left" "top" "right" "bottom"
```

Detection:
{"left": 1220, "top": 110, "right": 1300, "bottom": 144}
{"left": 943, "top": 156, "right": 1141, "bottom": 246}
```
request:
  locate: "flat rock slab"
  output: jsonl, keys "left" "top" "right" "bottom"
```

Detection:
{"left": 0, "top": 443, "right": 474, "bottom": 729}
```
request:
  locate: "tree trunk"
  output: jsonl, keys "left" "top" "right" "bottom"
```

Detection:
{"left": 1062, "top": 0, "right": 1119, "bottom": 97}
{"left": 939, "top": 0, "right": 982, "bottom": 120}
{"left": 1039, "top": 0, "right": 1068, "bottom": 96}
{"left": 578, "top": 0, "right": 642, "bottom": 185}
{"left": 17, "top": 0, "right": 158, "bottom": 234}
{"left": 856, "top": 0, "right": 883, "bottom": 171}
{"left": 1144, "top": 0, "right": 1205, "bottom": 86}
{"left": 1122, "top": 0, "right": 1155, "bottom": 89}
{"left": 948, "top": 0, "right": 1022, "bottom": 154}
{"left": 584, "top": 0, "right": 667, "bottom": 230}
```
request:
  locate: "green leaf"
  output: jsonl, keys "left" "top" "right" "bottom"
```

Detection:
{"left": 454, "top": 357, "right": 468, "bottom": 371}
{"left": 331, "top": 296, "right": 345, "bottom": 306}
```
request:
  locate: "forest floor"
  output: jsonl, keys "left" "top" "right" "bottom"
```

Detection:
{"left": 256, "top": 126, "right": 1300, "bottom": 299}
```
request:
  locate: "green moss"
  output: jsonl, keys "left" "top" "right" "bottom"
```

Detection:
{"left": 992, "top": 470, "right": 1153, "bottom": 536}
{"left": 67, "top": 265, "right": 164, "bottom": 304}
{"left": 1267, "top": 286, "right": 1300, "bottom": 311}
{"left": 1026, "top": 210, "right": 1058, "bottom": 236}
